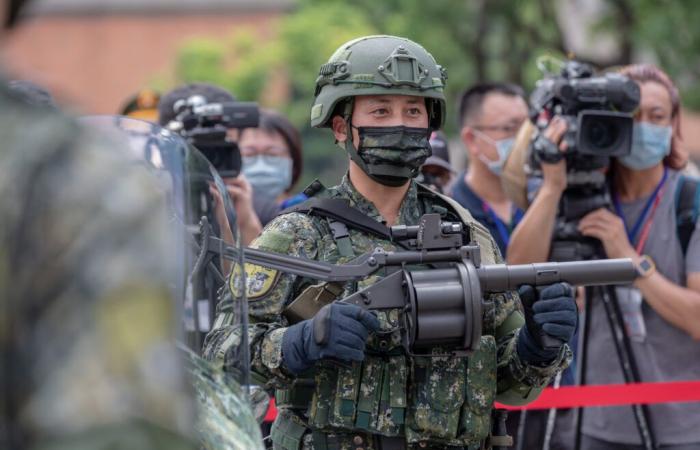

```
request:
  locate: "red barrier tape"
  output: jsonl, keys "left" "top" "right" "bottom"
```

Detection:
{"left": 496, "top": 381, "right": 700, "bottom": 411}
{"left": 263, "top": 381, "right": 700, "bottom": 421}
{"left": 264, "top": 397, "right": 277, "bottom": 422}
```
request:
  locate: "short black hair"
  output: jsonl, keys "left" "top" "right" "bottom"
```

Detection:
{"left": 457, "top": 82, "right": 525, "bottom": 126}
{"left": 158, "top": 83, "right": 235, "bottom": 126}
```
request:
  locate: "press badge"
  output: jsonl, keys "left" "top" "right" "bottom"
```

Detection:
{"left": 615, "top": 286, "right": 647, "bottom": 343}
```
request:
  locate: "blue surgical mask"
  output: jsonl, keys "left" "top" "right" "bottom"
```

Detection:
{"left": 618, "top": 122, "right": 672, "bottom": 170}
{"left": 242, "top": 155, "right": 293, "bottom": 200}
{"left": 474, "top": 131, "right": 515, "bottom": 176}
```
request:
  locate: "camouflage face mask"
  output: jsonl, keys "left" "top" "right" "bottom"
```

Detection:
{"left": 345, "top": 124, "right": 432, "bottom": 187}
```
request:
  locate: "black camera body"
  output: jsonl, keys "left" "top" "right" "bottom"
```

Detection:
{"left": 530, "top": 61, "right": 640, "bottom": 172}
{"left": 528, "top": 61, "right": 640, "bottom": 261}
{"left": 168, "top": 95, "right": 259, "bottom": 178}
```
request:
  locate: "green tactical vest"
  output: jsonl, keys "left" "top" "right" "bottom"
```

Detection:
{"left": 272, "top": 183, "right": 504, "bottom": 449}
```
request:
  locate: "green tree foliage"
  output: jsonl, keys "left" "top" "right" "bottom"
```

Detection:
{"left": 173, "top": 4, "right": 376, "bottom": 187}
{"left": 176, "top": 30, "right": 282, "bottom": 104}
{"left": 593, "top": 0, "right": 700, "bottom": 108}
{"left": 172, "top": 0, "right": 700, "bottom": 187}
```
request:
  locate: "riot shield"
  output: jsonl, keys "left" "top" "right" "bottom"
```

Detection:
{"left": 78, "top": 115, "right": 262, "bottom": 450}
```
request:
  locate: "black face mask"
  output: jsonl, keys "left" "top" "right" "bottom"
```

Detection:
{"left": 344, "top": 124, "right": 432, "bottom": 187}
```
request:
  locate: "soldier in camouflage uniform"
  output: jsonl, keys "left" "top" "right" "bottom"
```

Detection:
{"left": 204, "top": 35, "right": 577, "bottom": 450}
{"left": 0, "top": 84, "right": 197, "bottom": 448}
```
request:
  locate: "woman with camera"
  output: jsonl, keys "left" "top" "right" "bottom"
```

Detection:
{"left": 507, "top": 64, "right": 700, "bottom": 449}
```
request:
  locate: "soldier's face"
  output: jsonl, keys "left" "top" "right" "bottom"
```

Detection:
{"left": 332, "top": 95, "right": 429, "bottom": 146}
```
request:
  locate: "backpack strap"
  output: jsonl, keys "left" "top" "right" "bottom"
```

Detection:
{"left": 675, "top": 175, "right": 700, "bottom": 256}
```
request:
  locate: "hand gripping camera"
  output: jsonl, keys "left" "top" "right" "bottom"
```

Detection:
{"left": 168, "top": 95, "right": 259, "bottom": 178}
{"left": 530, "top": 60, "right": 640, "bottom": 171}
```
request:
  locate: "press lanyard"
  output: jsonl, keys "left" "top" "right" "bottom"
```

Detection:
{"left": 613, "top": 167, "right": 668, "bottom": 254}
{"left": 482, "top": 202, "right": 523, "bottom": 248}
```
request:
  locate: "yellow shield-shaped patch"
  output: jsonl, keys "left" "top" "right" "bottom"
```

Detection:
{"left": 230, "top": 263, "right": 279, "bottom": 300}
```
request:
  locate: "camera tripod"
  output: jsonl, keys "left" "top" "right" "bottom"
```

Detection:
{"left": 544, "top": 238, "right": 657, "bottom": 450}
{"left": 571, "top": 281, "right": 657, "bottom": 450}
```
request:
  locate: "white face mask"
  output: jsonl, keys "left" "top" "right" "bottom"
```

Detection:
{"left": 472, "top": 129, "right": 515, "bottom": 176}
{"left": 618, "top": 122, "right": 672, "bottom": 170}
{"left": 242, "top": 155, "right": 293, "bottom": 200}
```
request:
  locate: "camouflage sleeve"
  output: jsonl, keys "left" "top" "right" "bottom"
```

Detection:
{"left": 1, "top": 112, "right": 195, "bottom": 448}
{"left": 492, "top": 291, "right": 572, "bottom": 406}
{"left": 202, "top": 212, "right": 322, "bottom": 387}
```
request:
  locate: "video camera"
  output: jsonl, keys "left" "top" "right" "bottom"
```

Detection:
{"left": 530, "top": 60, "right": 640, "bottom": 171}
{"left": 167, "top": 95, "right": 260, "bottom": 178}
{"left": 527, "top": 60, "right": 641, "bottom": 261}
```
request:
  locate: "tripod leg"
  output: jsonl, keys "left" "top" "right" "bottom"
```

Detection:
{"left": 573, "top": 286, "right": 592, "bottom": 450}
{"left": 515, "top": 410, "right": 527, "bottom": 450}
{"left": 542, "top": 371, "right": 562, "bottom": 450}
{"left": 600, "top": 285, "right": 657, "bottom": 450}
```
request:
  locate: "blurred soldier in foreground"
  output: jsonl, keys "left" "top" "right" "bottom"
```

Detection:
{"left": 205, "top": 35, "right": 576, "bottom": 449}
{"left": 0, "top": 81, "right": 195, "bottom": 448}
{"left": 0, "top": 2, "right": 262, "bottom": 449}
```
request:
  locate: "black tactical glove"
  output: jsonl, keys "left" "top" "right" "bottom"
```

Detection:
{"left": 281, "top": 302, "right": 380, "bottom": 374}
{"left": 517, "top": 283, "right": 577, "bottom": 364}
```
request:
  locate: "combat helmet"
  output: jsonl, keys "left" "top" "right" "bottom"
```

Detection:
{"left": 310, "top": 35, "right": 447, "bottom": 129}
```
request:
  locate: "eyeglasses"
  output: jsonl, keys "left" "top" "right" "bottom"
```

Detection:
{"left": 240, "top": 145, "right": 290, "bottom": 158}
{"left": 473, "top": 120, "right": 526, "bottom": 136}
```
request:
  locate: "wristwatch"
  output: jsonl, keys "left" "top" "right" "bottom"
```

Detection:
{"left": 635, "top": 255, "right": 656, "bottom": 279}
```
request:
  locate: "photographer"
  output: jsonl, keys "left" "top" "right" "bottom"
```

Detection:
{"left": 159, "top": 83, "right": 263, "bottom": 245}
{"left": 238, "top": 108, "right": 304, "bottom": 226}
{"left": 508, "top": 64, "right": 700, "bottom": 449}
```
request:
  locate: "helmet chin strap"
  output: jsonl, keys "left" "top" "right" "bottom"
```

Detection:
{"left": 335, "top": 100, "right": 367, "bottom": 173}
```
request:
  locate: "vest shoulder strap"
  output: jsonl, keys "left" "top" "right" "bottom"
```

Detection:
{"left": 280, "top": 197, "right": 394, "bottom": 242}
{"left": 417, "top": 183, "right": 503, "bottom": 264}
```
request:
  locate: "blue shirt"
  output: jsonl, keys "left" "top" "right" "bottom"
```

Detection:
{"left": 450, "top": 171, "right": 523, "bottom": 257}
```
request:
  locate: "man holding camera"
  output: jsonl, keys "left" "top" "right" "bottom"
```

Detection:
{"left": 204, "top": 35, "right": 577, "bottom": 449}
{"left": 507, "top": 63, "right": 700, "bottom": 449}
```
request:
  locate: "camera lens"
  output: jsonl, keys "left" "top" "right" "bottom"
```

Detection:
{"left": 583, "top": 116, "right": 620, "bottom": 152}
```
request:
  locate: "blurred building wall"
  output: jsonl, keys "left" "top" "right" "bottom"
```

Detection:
{"left": 1, "top": 1, "right": 293, "bottom": 113}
